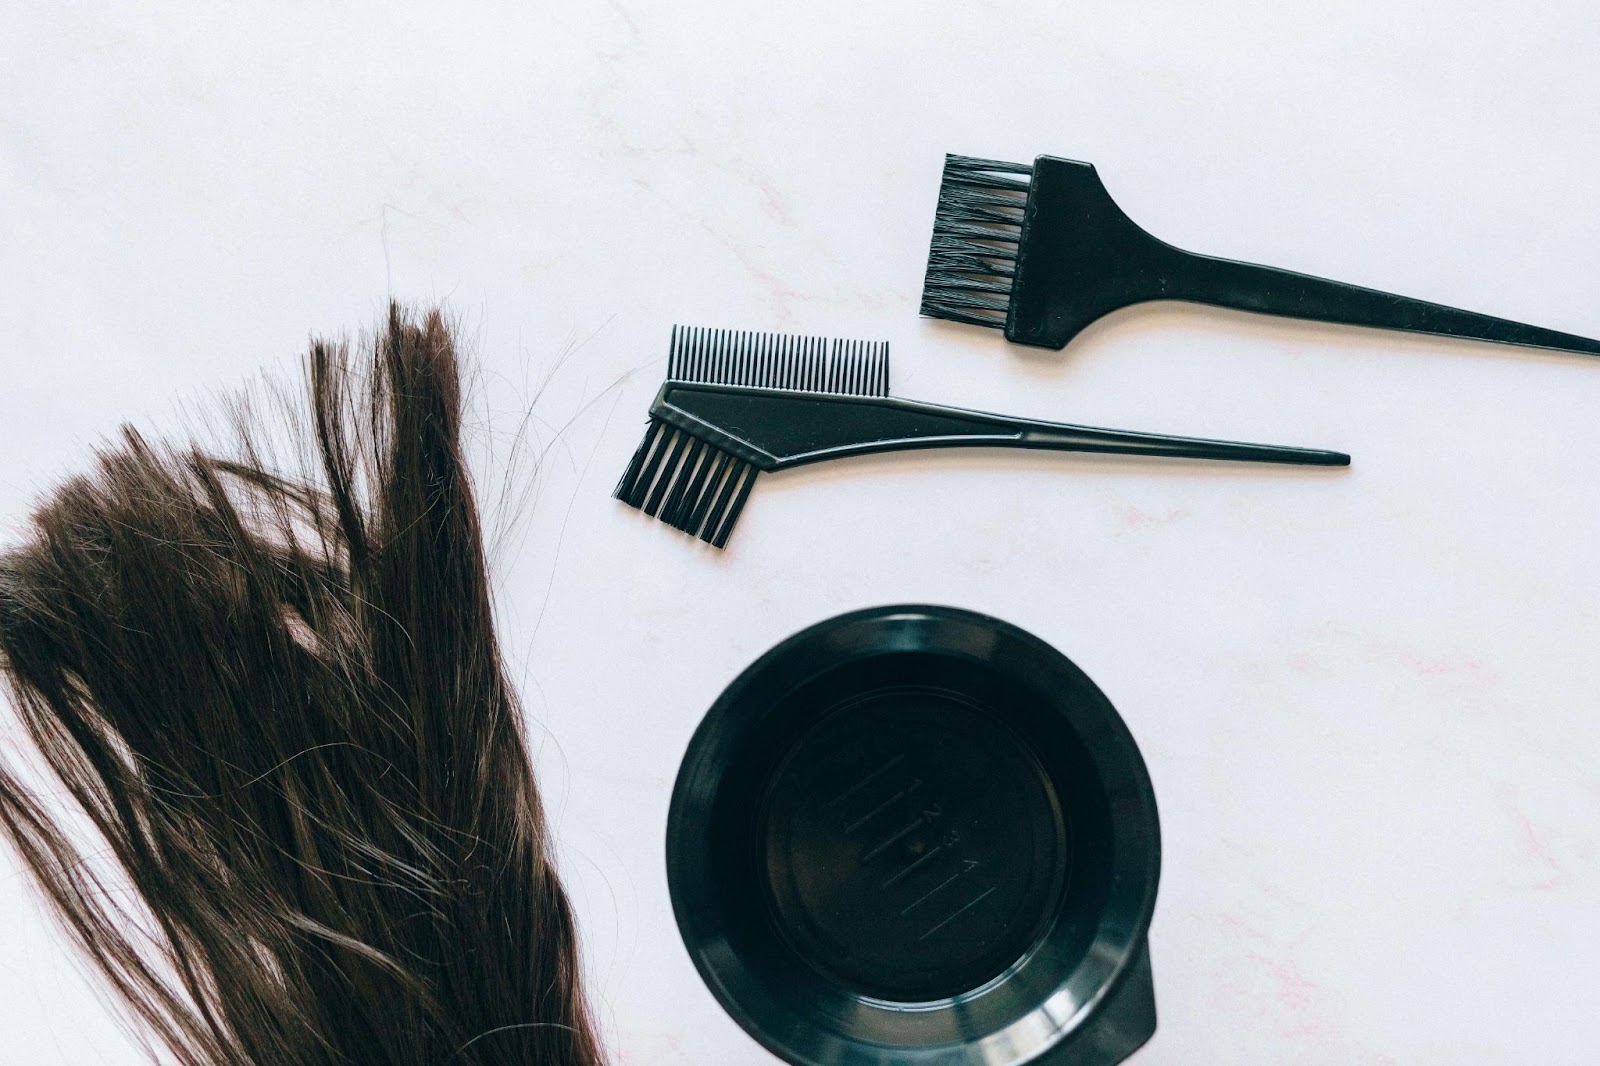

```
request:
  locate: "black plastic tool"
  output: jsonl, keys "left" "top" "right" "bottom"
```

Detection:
{"left": 922, "top": 153, "right": 1600, "bottom": 355}
{"left": 614, "top": 326, "right": 1348, "bottom": 547}
{"left": 666, "top": 605, "right": 1163, "bottom": 1066}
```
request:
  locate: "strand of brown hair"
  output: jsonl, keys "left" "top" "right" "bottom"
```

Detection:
{"left": 0, "top": 305, "right": 606, "bottom": 1065}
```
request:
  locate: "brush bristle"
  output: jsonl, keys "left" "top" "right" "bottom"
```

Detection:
{"left": 920, "top": 154, "right": 1032, "bottom": 330}
{"left": 666, "top": 325, "right": 890, "bottom": 397}
{"left": 613, "top": 419, "right": 758, "bottom": 548}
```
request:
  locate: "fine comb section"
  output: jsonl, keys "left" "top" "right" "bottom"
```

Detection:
{"left": 667, "top": 325, "right": 889, "bottom": 396}
{"left": 614, "top": 327, "right": 893, "bottom": 547}
{"left": 920, "top": 154, "right": 1033, "bottom": 330}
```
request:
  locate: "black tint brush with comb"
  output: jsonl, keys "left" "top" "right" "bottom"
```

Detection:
{"left": 924, "top": 153, "right": 1600, "bottom": 355}
{"left": 615, "top": 326, "right": 1348, "bottom": 548}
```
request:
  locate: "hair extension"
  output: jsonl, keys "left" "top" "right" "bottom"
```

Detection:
{"left": 0, "top": 306, "right": 605, "bottom": 1065}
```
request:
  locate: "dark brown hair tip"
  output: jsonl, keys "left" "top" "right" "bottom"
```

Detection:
{"left": 0, "top": 304, "right": 605, "bottom": 1066}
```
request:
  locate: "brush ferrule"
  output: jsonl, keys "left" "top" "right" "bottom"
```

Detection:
{"left": 650, "top": 384, "right": 779, "bottom": 469}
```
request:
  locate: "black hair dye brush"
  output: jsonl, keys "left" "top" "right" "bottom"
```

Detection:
{"left": 614, "top": 326, "right": 1348, "bottom": 548}
{"left": 923, "top": 153, "right": 1600, "bottom": 356}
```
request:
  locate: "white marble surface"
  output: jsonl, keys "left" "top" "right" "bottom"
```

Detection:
{"left": 4, "top": 2, "right": 1600, "bottom": 1063}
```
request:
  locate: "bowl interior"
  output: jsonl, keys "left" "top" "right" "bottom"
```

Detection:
{"left": 668, "top": 608, "right": 1159, "bottom": 1065}
{"left": 755, "top": 653, "right": 1106, "bottom": 1004}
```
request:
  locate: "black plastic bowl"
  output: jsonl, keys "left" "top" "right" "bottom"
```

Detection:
{"left": 666, "top": 606, "right": 1162, "bottom": 1066}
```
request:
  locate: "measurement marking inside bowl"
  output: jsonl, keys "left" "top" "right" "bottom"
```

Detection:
{"left": 917, "top": 886, "right": 997, "bottom": 942}
{"left": 899, "top": 869, "right": 961, "bottom": 915}
{"left": 844, "top": 779, "right": 922, "bottom": 834}
{"left": 823, "top": 754, "right": 907, "bottom": 809}
{"left": 882, "top": 842, "right": 944, "bottom": 887}
{"left": 862, "top": 816, "right": 925, "bottom": 861}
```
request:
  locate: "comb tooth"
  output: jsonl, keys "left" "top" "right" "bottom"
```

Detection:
{"left": 642, "top": 428, "right": 692, "bottom": 516}
{"left": 666, "top": 328, "right": 889, "bottom": 394}
{"left": 656, "top": 438, "right": 695, "bottom": 526}
{"left": 691, "top": 453, "right": 734, "bottom": 537}
{"left": 683, "top": 447, "right": 732, "bottom": 536}
{"left": 632, "top": 425, "right": 681, "bottom": 510}
{"left": 710, "top": 465, "right": 759, "bottom": 548}
{"left": 632, "top": 422, "right": 679, "bottom": 508}
{"left": 660, "top": 436, "right": 708, "bottom": 528}
{"left": 623, "top": 422, "right": 675, "bottom": 508}
{"left": 671, "top": 436, "right": 714, "bottom": 526}
{"left": 879, "top": 343, "right": 889, "bottom": 395}
{"left": 701, "top": 455, "right": 749, "bottom": 541}
{"left": 701, "top": 463, "right": 742, "bottom": 546}
{"left": 613, "top": 419, "right": 664, "bottom": 504}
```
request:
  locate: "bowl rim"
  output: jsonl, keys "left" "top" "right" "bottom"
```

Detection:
{"left": 665, "top": 604, "right": 1162, "bottom": 1066}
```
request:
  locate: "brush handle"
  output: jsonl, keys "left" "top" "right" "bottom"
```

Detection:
{"left": 654, "top": 384, "right": 1349, "bottom": 470}
{"left": 1008, "top": 156, "right": 1600, "bottom": 357}
{"left": 1166, "top": 248, "right": 1600, "bottom": 356}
